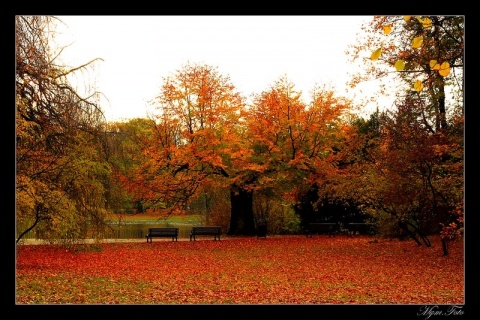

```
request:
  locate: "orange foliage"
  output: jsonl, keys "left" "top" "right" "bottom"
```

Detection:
{"left": 245, "top": 78, "right": 353, "bottom": 195}
{"left": 118, "top": 63, "right": 246, "bottom": 212}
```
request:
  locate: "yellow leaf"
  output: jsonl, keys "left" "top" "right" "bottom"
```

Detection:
{"left": 416, "top": 16, "right": 424, "bottom": 23}
{"left": 422, "top": 17, "right": 432, "bottom": 30}
{"left": 430, "top": 60, "right": 440, "bottom": 70}
{"left": 370, "top": 48, "right": 382, "bottom": 60}
{"left": 439, "top": 61, "right": 450, "bottom": 77}
{"left": 414, "top": 80, "right": 424, "bottom": 92}
{"left": 404, "top": 16, "right": 411, "bottom": 22}
{"left": 383, "top": 25, "right": 392, "bottom": 35}
{"left": 395, "top": 60, "right": 405, "bottom": 71}
{"left": 412, "top": 36, "right": 423, "bottom": 49}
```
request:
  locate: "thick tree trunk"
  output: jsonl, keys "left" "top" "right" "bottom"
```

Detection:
{"left": 228, "top": 186, "right": 256, "bottom": 235}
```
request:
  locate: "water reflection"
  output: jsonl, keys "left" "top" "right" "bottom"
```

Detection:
{"left": 21, "top": 222, "right": 196, "bottom": 240}
{"left": 105, "top": 223, "right": 194, "bottom": 239}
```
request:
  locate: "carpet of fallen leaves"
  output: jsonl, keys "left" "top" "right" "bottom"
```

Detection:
{"left": 15, "top": 235, "right": 464, "bottom": 304}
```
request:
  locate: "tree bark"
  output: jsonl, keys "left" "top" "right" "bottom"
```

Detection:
{"left": 442, "top": 237, "right": 449, "bottom": 256}
{"left": 228, "top": 185, "right": 256, "bottom": 235}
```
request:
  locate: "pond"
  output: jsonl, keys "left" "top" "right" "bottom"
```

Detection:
{"left": 103, "top": 222, "right": 195, "bottom": 239}
{"left": 20, "top": 222, "right": 197, "bottom": 240}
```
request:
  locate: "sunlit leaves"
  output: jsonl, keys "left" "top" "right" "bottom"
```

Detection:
{"left": 360, "top": 16, "right": 461, "bottom": 86}
{"left": 414, "top": 80, "right": 424, "bottom": 92}
{"left": 430, "top": 60, "right": 451, "bottom": 77}
{"left": 439, "top": 61, "right": 451, "bottom": 77}
{"left": 383, "top": 25, "right": 392, "bottom": 35}
{"left": 347, "top": 15, "right": 463, "bottom": 128}
{"left": 411, "top": 36, "right": 423, "bottom": 49}
{"left": 370, "top": 48, "right": 382, "bottom": 60}
{"left": 421, "top": 17, "right": 432, "bottom": 30}
{"left": 394, "top": 60, "right": 405, "bottom": 71}
{"left": 429, "top": 60, "right": 440, "bottom": 71}
{"left": 412, "top": 17, "right": 431, "bottom": 44}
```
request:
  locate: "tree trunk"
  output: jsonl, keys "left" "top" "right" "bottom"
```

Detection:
{"left": 437, "top": 76, "right": 448, "bottom": 130}
{"left": 442, "top": 237, "right": 449, "bottom": 256}
{"left": 228, "top": 186, "right": 256, "bottom": 235}
{"left": 398, "top": 221, "right": 422, "bottom": 246}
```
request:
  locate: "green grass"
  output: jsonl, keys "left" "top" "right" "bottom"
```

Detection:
{"left": 105, "top": 213, "right": 203, "bottom": 224}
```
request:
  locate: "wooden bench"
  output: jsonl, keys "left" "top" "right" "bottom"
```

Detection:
{"left": 306, "top": 223, "right": 339, "bottom": 237}
{"left": 190, "top": 226, "right": 221, "bottom": 241}
{"left": 146, "top": 227, "right": 179, "bottom": 243}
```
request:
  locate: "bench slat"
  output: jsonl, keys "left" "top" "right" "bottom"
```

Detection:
{"left": 146, "top": 227, "right": 178, "bottom": 242}
{"left": 190, "top": 226, "right": 221, "bottom": 241}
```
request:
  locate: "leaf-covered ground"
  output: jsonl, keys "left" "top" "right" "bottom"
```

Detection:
{"left": 15, "top": 235, "right": 464, "bottom": 304}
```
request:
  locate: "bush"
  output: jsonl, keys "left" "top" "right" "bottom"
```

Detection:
{"left": 375, "top": 211, "right": 407, "bottom": 239}
{"left": 254, "top": 198, "right": 302, "bottom": 235}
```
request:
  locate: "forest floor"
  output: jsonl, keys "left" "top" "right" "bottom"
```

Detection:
{"left": 15, "top": 234, "right": 464, "bottom": 305}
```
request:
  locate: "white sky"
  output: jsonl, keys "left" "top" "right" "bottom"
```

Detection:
{"left": 54, "top": 15, "right": 389, "bottom": 122}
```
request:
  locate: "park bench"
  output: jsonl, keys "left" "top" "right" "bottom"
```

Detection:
{"left": 346, "top": 223, "right": 372, "bottom": 236}
{"left": 306, "top": 222, "right": 339, "bottom": 237}
{"left": 146, "top": 227, "right": 179, "bottom": 243}
{"left": 190, "top": 226, "right": 222, "bottom": 241}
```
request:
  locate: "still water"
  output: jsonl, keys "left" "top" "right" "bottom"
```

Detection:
{"left": 104, "top": 222, "right": 194, "bottom": 239}
{"left": 21, "top": 222, "right": 196, "bottom": 240}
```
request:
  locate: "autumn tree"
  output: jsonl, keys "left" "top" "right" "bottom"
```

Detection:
{"left": 101, "top": 118, "right": 157, "bottom": 216}
{"left": 16, "top": 16, "right": 108, "bottom": 245}
{"left": 380, "top": 97, "right": 463, "bottom": 249}
{"left": 348, "top": 15, "right": 463, "bottom": 130}
{"left": 246, "top": 77, "right": 353, "bottom": 230}
{"left": 120, "top": 62, "right": 250, "bottom": 231}
{"left": 345, "top": 16, "right": 463, "bottom": 253}
{"left": 330, "top": 101, "right": 463, "bottom": 254}
{"left": 296, "top": 89, "right": 363, "bottom": 228}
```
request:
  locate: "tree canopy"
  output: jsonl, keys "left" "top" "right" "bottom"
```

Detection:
{"left": 16, "top": 16, "right": 108, "bottom": 244}
{"left": 16, "top": 16, "right": 464, "bottom": 255}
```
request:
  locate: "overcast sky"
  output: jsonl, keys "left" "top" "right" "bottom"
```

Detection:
{"left": 54, "top": 15, "right": 386, "bottom": 122}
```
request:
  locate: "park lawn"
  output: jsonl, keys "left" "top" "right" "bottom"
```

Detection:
{"left": 15, "top": 235, "right": 464, "bottom": 304}
{"left": 105, "top": 212, "right": 203, "bottom": 224}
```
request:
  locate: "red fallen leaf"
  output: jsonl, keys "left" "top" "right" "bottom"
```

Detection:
{"left": 16, "top": 235, "right": 464, "bottom": 304}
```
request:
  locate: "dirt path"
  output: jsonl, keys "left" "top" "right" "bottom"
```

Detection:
{"left": 16, "top": 235, "right": 248, "bottom": 245}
